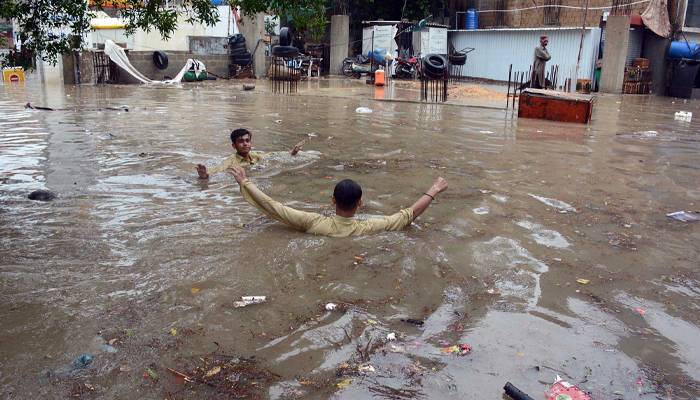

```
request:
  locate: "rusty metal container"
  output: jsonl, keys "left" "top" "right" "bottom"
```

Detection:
{"left": 518, "top": 89, "right": 593, "bottom": 124}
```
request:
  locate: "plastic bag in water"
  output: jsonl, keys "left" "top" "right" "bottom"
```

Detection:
{"left": 666, "top": 211, "right": 700, "bottom": 222}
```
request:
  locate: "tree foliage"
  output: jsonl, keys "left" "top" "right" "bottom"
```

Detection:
{"left": 0, "top": 0, "right": 220, "bottom": 65}
{"left": 1, "top": 0, "right": 92, "bottom": 65}
{"left": 0, "top": 0, "right": 331, "bottom": 66}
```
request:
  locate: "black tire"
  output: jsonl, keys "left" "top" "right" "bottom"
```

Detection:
{"left": 231, "top": 54, "right": 252, "bottom": 65}
{"left": 271, "top": 45, "right": 299, "bottom": 58}
{"left": 229, "top": 47, "right": 248, "bottom": 56}
{"left": 341, "top": 58, "right": 356, "bottom": 77}
{"left": 228, "top": 34, "right": 245, "bottom": 46}
{"left": 423, "top": 54, "right": 447, "bottom": 74}
{"left": 448, "top": 53, "right": 467, "bottom": 66}
{"left": 279, "top": 27, "right": 292, "bottom": 47}
{"left": 153, "top": 51, "right": 168, "bottom": 70}
{"left": 230, "top": 42, "right": 247, "bottom": 51}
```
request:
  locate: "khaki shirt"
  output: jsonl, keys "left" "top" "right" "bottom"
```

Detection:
{"left": 208, "top": 151, "right": 265, "bottom": 175}
{"left": 239, "top": 180, "right": 414, "bottom": 237}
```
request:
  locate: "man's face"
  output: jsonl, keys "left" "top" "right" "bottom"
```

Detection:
{"left": 233, "top": 134, "right": 252, "bottom": 156}
{"left": 541, "top": 37, "right": 549, "bottom": 47}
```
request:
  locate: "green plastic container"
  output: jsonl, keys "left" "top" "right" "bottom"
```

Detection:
{"left": 183, "top": 71, "right": 197, "bottom": 82}
{"left": 197, "top": 71, "right": 207, "bottom": 81}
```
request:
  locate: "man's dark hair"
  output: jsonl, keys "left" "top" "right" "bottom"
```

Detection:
{"left": 333, "top": 179, "right": 362, "bottom": 211}
{"left": 231, "top": 128, "right": 251, "bottom": 143}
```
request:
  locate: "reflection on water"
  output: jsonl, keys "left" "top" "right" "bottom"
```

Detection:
{"left": 1, "top": 79, "right": 699, "bottom": 399}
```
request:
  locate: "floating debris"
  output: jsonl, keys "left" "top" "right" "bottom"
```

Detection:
{"left": 72, "top": 354, "right": 93, "bottom": 369}
{"left": 355, "top": 107, "right": 373, "bottom": 114}
{"left": 400, "top": 318, "right": 425, "bottom": 326}
{"left": 473, "top": 206, "right": 490, "bottom": 215}
{"left": 28, "top": 190, "right": 56, "bottom": 202}
{"left": 674, "top": 111, "right": 692, "bottom": 122}
{"left": 666, "top": 211, "right": 700, "bottom": 222}
{"left": 233, "top": 296, "right": 267, "bottom": 308}
{"left": 528, "top": 194, "right": 576, "bottom": 213}
{"left": 441, "top": 343, "right": 471, "bottom": 356}
{"left": 179, "top": 353, "right": 277, "bottom": 397}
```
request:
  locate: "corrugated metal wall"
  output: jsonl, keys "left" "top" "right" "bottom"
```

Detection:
{"left": 449, "top": 27, "right": 601, "bottom": 83}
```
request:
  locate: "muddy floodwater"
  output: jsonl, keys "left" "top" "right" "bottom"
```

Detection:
{"left": 1, "top": 79, "right": 699, "bottom": 399}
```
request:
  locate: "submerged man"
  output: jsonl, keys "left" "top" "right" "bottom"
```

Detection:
{"left": 530, "top": 35, "right": 551, "bottom": 89}
{"left": 196, "top": 128, "right": 306, "bottom": 179}
{"left": 228, "top": 165, "right": 448, "bottom": 237}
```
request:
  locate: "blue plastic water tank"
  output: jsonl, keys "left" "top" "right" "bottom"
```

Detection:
{"left": 668, "top": 41, "right": 700, "bottom": 59}
{"left": 466, "top": 9, "right": 478, "bottom": 30}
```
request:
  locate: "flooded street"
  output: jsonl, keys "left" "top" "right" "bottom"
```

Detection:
{"left": 1, "top": 79, "right": 699, "bottom": 399}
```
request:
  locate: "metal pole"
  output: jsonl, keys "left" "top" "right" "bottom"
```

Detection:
{"left": 575, "top": 0, "right": 591, "bottom": 92}
{"left": 506, "top": 64, "right": 512, "bottom": 109}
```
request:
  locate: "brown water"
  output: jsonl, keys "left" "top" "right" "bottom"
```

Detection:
{"left": 1, "top": 79, "right": 699, "bottom": 399}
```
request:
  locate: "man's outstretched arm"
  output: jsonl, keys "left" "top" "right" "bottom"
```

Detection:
{"left": 228, "top": 165, "right": 320, "bottom": 231}
{"left": 409, "top": 177, "right": 448, "bottom": 220}
{"left": 366, "top": 177, "right": 448, "bottom": 233}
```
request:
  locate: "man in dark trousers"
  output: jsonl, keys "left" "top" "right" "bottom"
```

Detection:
{"left": 531, "top": 35, "right": 551, "bottom": 89}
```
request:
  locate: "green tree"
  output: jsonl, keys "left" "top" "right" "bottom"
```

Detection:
{"left": 0, "top": 0, "right": 219, "bottom": 66}
{"left": 0, "top": 0, "right": 325, "bottom": 67}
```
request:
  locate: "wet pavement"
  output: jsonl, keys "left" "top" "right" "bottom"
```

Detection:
{"left": 1, "top": 77, "right": 699, "bottom": 399}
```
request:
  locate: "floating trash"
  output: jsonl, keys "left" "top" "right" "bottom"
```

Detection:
{"left": 473, "top": 206, "right": 490, "bottom": 215}
{"left": 528, "top": 194, "right": 576, "bottom": 213}
{"left": 666, "top": 211, "right": 699, "bottom": 222}
{"left": 233, "top": 296, "right": 267, "bottom": 308}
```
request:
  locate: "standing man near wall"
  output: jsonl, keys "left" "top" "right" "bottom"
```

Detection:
{"left": 531, "top": 35, "right": 551, "bottom": 89}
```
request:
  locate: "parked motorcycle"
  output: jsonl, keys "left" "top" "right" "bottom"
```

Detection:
{"left": 394, "top": 55, "right": 419, "bottom": 79}
{"left": 341, "top": 54, "right": 373, "bottom": 79}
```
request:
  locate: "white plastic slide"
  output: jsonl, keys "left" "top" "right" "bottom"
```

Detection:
{"left": 103, "top": 40, "right": 206, "bottom": 84}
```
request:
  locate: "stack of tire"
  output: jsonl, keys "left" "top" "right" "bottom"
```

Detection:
{"left": 271, "top": 27, "right": 298, "bottom": 58}
{"left": 448, "top": 52, "right": 467, "bottom": 66}
{"left": 422, "top": 54, "right": 448, "bottom": 79}
{"left": 229, "top": 34, "right": 252, "bottom": 67}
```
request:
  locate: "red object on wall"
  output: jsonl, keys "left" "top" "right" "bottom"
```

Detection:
{"left": 518, "top": 89, "right": 594, "bottom": 124}
{"left": 630, "top": 14, "right": 644, "bottom": 26}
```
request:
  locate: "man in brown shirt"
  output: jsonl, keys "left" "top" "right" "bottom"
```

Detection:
{"left": 196, "top": 128, "right": 306, "bottom": 179}
{"left": 228, "top": 165, "right": 448, "bottom": 237}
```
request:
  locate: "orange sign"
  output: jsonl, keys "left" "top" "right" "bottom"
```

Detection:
{"left": 3, "top": 67, "right": 25, "bottom": 83}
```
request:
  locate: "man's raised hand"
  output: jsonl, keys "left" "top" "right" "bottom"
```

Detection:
{"left": 196, "top": 164, "right": 209, "bottom": 179}
{"left": 228, "top": 165, "right": 247, "bottom": 184}
{"left": 429, "top": 177, "right": 448, "bottom": 196}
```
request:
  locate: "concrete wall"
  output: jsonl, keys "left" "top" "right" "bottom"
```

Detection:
{"left": 238, "top": 13, "right": 266, "bottom": 78}
{"left": 642, "top": 30, "right": 670, "bottom": 95}
{"left": 473, "top": 0, "right": 648, "bottom": 29}
{"left": 330, "top": 15, "right": 349, "bottom": 75}
{"left": 116, "top": 51, "right": 230, "bottom": 83}
{"left": 87, "top": 6, "right": 235, "bottom": 51}
{"left": 189, "top": 36, "right": 229, "bottom": 55}
{"left": 600, "top": 15, "right": 630, "bottom": 93}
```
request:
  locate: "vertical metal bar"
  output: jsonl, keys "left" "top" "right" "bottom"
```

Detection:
{"left": 506, "top": 64, "right": 512, "bottom": 109}
{"left": 512, "top": 71, "right": 522, "bottom": 110}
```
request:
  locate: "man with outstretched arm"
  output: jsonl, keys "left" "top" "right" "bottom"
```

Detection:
{"left": 196, "top": 128, "right": 306, "bottom": 179}
{"left": 228, "top": 165, "right": 448, "bottom": 237}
